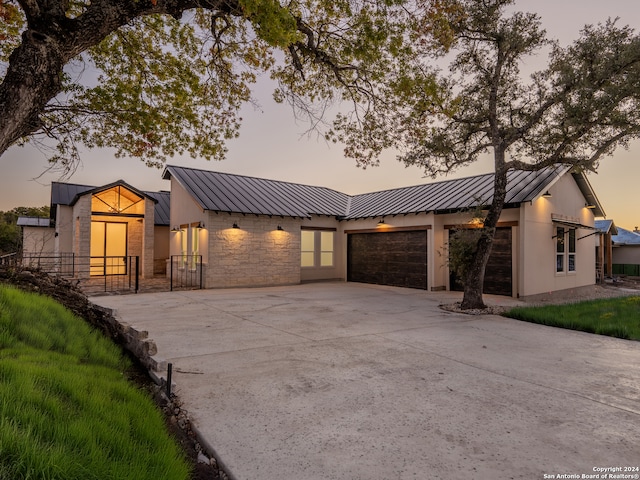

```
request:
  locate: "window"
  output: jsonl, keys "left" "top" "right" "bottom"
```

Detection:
{"left": 555, "top": 227, "right": 576, "bottom": 274}
{"left": 320, "top": 231, "right": 334, "bottom": 266}
{"left": 556, "top": 227, "right": 565, "bottom": 273}
{"left": 301, "top": 229, "right": 335, "bottom": 267}
{"left": 568, "top": 228, "right": 576, "bottom": 272}
{"left": 301, "top": 230, "right": 315, "bottom": 267}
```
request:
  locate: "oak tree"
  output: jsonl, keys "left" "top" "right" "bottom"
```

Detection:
{"left": 0, "top": 0, "right": 433, "bottom": 170}
{"left": 335, "top": 0, "right": 640, "bottom": 309}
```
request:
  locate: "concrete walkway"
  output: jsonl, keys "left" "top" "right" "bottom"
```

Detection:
{"left": 93, "top": 283, "right": 640, "bottom": 480}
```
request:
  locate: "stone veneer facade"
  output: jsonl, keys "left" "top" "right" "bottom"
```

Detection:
{"left": 204, "top": 212, "right": 302, "bottom": 288}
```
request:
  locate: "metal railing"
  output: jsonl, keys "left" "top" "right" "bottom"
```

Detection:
{"left": 21, "top": 252, "right": 75, "bottom": 275}
{"left": 170, "top": 255, "right": 203, "bottom": 291}
{"left": 20, "top": 253, "right": 140, "bottom": 294}
{"left": 0, "top": 252, "right": 18, "bottom": 266}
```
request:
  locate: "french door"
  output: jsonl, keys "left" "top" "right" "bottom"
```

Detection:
{"left": 90, "top": 221, "right": 127, "bottom": 275}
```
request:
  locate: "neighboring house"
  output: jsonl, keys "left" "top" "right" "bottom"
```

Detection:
{"left": 163, "top": 164, "right": 604, "bottom": 298}
{"left": 611, "top": 226, "right": 640, "bottom": 276}
{"left": 20, "top": 164, "right": 605, "bottom": 298}
{"left": 595, "top": 219, "right": 617, "bottom": 280}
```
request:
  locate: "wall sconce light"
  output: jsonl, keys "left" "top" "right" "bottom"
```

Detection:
{"left": 542, "top": 191, "right": 552, "bottom": 198}
{"left": 377, "top": 218, "right": 385, "bottom": 226}
{"left": 585, "top": 203, "right": 596, "bottom": 209}
{"left": 232, "top": 222, "right": 239, "bottom": 229}
{"left": 197, "top": 221, "right": 205, "bottom": 229}
{"left": 171, "top": 225, "right": 180, "bottom": 232}
{"left": 277, "top": 225, "right": 284, "bottom": 231}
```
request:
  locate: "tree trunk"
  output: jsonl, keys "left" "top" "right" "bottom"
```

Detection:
{"left": 460, "top": 163, "right": 509, "bottom": 310}
{"left": 0, "top": 31, "right": 68, "bottom": 155}
{"left": 0, "top": 0, "right": 208, "bottom": 158}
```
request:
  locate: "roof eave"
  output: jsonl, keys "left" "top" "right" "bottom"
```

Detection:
{"left": 571, "top": 171, "right": 605, "bottom": 218}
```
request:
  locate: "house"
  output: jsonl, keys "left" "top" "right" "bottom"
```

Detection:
{"left": 19, "top": 164, "right": 605, "bottom": 298}
{"left": 611, "top": 226, "right": 640, "bottom": 276}
{"left": 163, "top": 164, "right": 604, "bottom": 298}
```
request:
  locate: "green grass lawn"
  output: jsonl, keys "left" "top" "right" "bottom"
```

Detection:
{"left": 504, "top": 296, "right": 640, "bottom": 340}
{"left": 0, "top": 284, "right": 191, "bottom": 480}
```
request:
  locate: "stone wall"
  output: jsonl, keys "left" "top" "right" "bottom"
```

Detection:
{"left": 205, "top": 213, "right": 301, "bottom": 288}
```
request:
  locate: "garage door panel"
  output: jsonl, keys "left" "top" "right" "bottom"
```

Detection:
{"left": 450, "top": 227, "right": 513, "bottom": 297}
{"left": 348, "top": 231, "right": 427, "bottom": 290}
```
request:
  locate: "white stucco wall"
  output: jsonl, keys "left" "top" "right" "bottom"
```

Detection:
{"left": 519, "top": 174, "right": 596, "bottom": 297}
{"left": 21, "top": 227, "right": 55, "bottom": 256}
{"left": 154, "top": 225, "right": 170, "bottom": 274}
{"left": 168, "top": 177, "right": 207, "bottom": 260}
{"left": 55, "top": 205, "right": 74, "bottom": 254}
{"left": 612, "top": 246, "right": 640, "bottom": 265}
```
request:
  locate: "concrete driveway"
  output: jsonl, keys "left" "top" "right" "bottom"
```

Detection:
{"left": 93, "top": 283, "right": 640, "bottom": 480}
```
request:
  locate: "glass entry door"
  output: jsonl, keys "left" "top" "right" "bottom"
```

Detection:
{"left": 90, "top": 221, "right": 127, "bottom": 275}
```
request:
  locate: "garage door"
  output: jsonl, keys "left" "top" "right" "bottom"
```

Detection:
{"left": 449, "top": 227, "right": 512, "bottom": 296}
{"left": 347, "top": 230, "right": 427, "bottom": 290}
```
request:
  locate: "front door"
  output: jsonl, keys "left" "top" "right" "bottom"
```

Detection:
{"left": 90, "top": 221, "right": 127, "bottom": 275}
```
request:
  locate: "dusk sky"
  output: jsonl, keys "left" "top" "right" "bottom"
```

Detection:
{"left": 1, "top": 0, "right": 639, "bottom": 229}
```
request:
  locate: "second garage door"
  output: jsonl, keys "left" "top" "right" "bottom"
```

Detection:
{"left": 449, "top": 227, "right": 513, "bottom": 296}
{"left": 347, "top": 230, "right": 427, "bottom": 290}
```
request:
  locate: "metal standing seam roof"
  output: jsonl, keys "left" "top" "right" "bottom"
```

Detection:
{"left": 16, "top": 216, "right": 51, "bottom": 227}
{"left": 595, "top": 219, "right": 617, "bottom": 235}
{"left": 162, "top": 164, "right": 591, "bottom": 220}
{"left": 50, "top": 182, "right": 170, "bottom": 226}
{"left": 612, "top": 227, "right": 640, "bottom": 246}
{"left": 144, "top": 191, "right": 171, "bottom": 226}
{"left": 162, "top": 166, "right": 350, "bottom": 218}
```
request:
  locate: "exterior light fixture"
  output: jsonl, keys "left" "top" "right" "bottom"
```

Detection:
{"left": 377, "top": 218, "right": 385, "bottom": 226}
{"left": 585, "top": 204, "right": 596, "bottom": 209}
{"left": 277, "top": 225, "right": 284, "bottom": 231}
{"left": 197, "top": 221, "right": 205, "bottom": 229}
{"left": 542, "top": 191, "right": 552, "bottom": 198}
{"left": 171, "top": 225, "right": 179, "bottom": 232}
{"left": 232, "top": 222, "right": 239, "bottom": 229}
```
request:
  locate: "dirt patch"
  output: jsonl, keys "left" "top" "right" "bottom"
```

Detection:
{"left": 0, "top": 265, "right": 224, "bottom": 480}
{"left": 440, "top": 302, "right": 511, "bottom": 316}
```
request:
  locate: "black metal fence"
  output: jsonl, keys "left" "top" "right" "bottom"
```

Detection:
{"left": 170, "top": 255, "right": 203, "bottom": 291}
{"left": 20, "top": 253, "right": 140, "bottom": 294}
{"left": 612, "top": 263, "right": 640, "bottom": 277}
